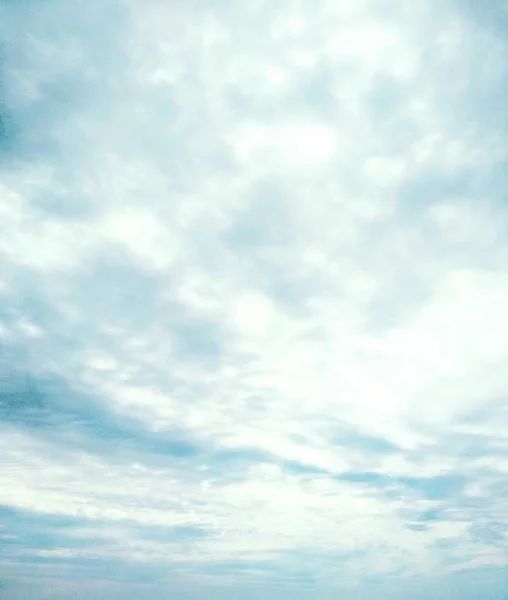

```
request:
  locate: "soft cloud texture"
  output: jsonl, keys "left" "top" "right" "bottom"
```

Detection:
{"left": 1, "top": 0, "right": 508, "bottom": 598}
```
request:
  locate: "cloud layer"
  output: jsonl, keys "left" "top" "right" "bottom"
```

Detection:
{"left": 1, "top": 0, "right": 508, "bottom": 598}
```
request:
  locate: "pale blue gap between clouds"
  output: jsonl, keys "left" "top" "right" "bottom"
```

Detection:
{"left": 1, "top": 0, "right": 508, "bottom": 599}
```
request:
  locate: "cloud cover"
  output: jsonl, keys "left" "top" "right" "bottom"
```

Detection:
{"left": 1, "top": 0, "right": 508, "bottom": 598}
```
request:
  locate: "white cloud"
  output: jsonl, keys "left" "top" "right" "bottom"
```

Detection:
{"left": 1, "top": 0, "right": 508, "bottom": 595}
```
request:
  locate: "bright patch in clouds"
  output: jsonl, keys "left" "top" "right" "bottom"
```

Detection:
{"left": 275, "top": 123, "right": 337, "bottom": 165}
{"left": 1, "top": 0, "right": 508, "bottom": 599}
{"left": 236, "top": 120, "right": 337, "bottom": 167}
{"left": 232, "top": 292, "right": 275, "bottom": 336}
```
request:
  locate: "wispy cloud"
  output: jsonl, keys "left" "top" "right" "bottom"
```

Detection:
{"left": 1, "top": 0, "right": 508, "bottom": 597}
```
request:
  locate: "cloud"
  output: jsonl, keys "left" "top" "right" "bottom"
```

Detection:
{"left": 1, "top": 0, "right": 508, "bottom": 597}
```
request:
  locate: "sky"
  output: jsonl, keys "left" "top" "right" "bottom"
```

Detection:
{"left": 1, "top": 0, "right": 508, "bottom": 598}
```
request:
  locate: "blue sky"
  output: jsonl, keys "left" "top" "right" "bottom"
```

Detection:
{"left": 1, "top": 0, "right": 508, "bottom": 598}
